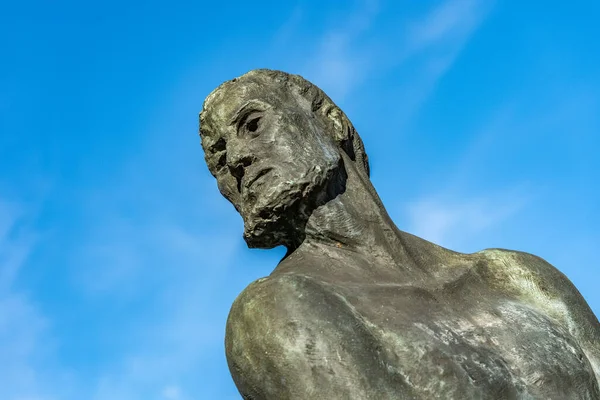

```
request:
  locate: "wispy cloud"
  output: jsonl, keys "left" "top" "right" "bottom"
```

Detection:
{"left": 306, "top": 32, "right": 370, "bottom": 100}
{"left": 269, "top": 5, "right": 304, "bottom": 51}
{"left": 400, "top": 100, "right": 528, "bottom": 252}
{"left": 161, "top": 385, "right": 182, "bottom": 400}
{"left": 407, "top": 0, "right": 491, "bottom": 54}
{"left": 391, "top": 0, "right": 493, "bottom": 123}
{"left": 408, "top": 0, "right": 491, "bottom": 79}
{"left": 0, "top": 199, "right": 64, "bottom": 400}
{"left": 400, "top": 69, "right": 599, "bottom": 253}
{"left": 52, "top": 124, "right": 247, "bottom": 397}
{"left": 404, "top": 188, "right": 529, "bottom": 251}
{"left": 73, "top": 217, "right": 240, "bottom": 399}
{"left": 301, "top": 0, "right": 380, "bottom": 100}
{"left": 0, "top": 126, "right": 246, "bottom": 400}
{"left": 0, "top": 201, "right": 30, "bottom": 292}
{"left": 274, "top": 0, "right": 493, "bottom": 112}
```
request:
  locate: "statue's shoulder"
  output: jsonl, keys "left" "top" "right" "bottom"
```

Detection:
{"left": 477, "top": 248, "right": 567, "bottom": 286}
{"left": 476, "top": 247, "right": 584, "bottom": 303}
{"left": 477, "top": 248, "right": 600, "bottom": 373}
{"left": 226, "top": 273, "right": 337, "bottom": 350}
{"left": 229, "top": 273, "right": 331, "bottom": 317}
{"left": 225, "top": 273, "right": 383, "bottom": 398}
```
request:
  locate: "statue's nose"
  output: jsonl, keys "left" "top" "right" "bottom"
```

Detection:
{"left": 227, "top": 144, "right": 254, "bottom": 193}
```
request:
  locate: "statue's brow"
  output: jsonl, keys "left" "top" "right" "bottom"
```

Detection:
{"left": 228, "top": 100, "right": 268, "bottom": 126}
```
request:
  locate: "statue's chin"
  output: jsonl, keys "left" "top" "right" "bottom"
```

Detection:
{"left": 240, "top": 169, "right": 334, "bottom": 249}
{"left": 242, "top": 206, "right": 296, "bottom": 249}
{"left": 243, "top": 220, "right": 285, "bottom": 249}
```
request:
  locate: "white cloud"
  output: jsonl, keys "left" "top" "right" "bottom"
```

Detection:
{"left": 293, "top": 0, "right": 493, "bottom": 117}
{"left": 405, "top": 189, "right": 528, "bottom": 250}
{"left": 64, "top": 181, "right": 242, "bottom": 398}
{"left": 389, "top": 0, "right": 493, "bottom": 123}
{"left": 0, "top": 201, "right": 30, "bottom": 293}
{"left": 308, "top": 32, "right": 366, "bottom": 100}
{"left": 161, "top": 385, "right": 181, "bottom": 400}
{"left": 270, "top": 5, "right": 304, "bottom": 50}
{"left": 72, "top": 222, "right": 239, "bottom": 398}
{"left": 301, "top": 0, "right": 380, "bottom": 101}
{"left": 0, "top": 162, "right": 244, "bottom": 400}
{"left": 0, "top": 199, "right": 65, "bottom": 400}
{"left": 263, "top": 0, "right": 493, "bottom": 111}
{"left": 407, "top": 0, "right": 490, "bottom": 53}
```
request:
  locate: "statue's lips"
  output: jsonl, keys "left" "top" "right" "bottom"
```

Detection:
{"left": 245, "top": 167, "right": 274, "bottom": 189}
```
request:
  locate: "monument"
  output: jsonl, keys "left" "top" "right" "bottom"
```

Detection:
{"left": 199, "top": 69, "right": 600, "bottom": 399}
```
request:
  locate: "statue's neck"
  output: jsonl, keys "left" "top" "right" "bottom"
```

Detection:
{"left": 290, "top": 153, "right": 430, "bottom": 274}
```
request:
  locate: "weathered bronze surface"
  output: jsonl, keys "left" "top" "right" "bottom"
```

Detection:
{"left": 199, "top": 69, "right": 600, "bottom": 399}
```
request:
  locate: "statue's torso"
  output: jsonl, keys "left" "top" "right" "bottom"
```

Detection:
{"left": 325, "top": 276, "right": 598, "bottom": 399}
{"left": 227, "top": 247, "right": 600, "bottom": 399}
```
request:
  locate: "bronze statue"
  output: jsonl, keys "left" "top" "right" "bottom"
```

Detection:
{"left": 200, "top": 69, "right": 600, "bottom": 399}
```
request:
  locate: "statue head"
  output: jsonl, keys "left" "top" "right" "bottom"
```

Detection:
{"left": 199, "top": 69, "right": 370, "bottom": 249}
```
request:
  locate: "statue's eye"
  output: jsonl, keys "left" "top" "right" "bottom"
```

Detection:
{"left": 246, "top": 117, "right": 260, "bottom": 132}
{"left": 238, "top": 112, "right": 263, "bottom": 137}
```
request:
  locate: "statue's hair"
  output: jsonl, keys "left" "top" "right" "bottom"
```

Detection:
{"left": 200, "top": 69, "right": 370, "bottom": 177}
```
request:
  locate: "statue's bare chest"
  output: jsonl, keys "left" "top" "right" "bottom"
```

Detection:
{"left": 330, "top": 278, "right": 599, "bottom": 399}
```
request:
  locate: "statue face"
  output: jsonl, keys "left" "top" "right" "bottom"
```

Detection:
{"left": 201, "top": 82, "right": 341, "bottom": 248}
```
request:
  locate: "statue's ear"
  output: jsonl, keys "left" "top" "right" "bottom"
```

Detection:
{"left": 325, "top": 107, "right": 348, "bottom": 144}
{"left": 325, "top": 106, "right": 358, "bottom": 163}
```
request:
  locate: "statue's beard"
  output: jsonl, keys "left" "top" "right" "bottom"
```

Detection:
{"left": 241, "top": 163, "right": 340, "bottom": 249}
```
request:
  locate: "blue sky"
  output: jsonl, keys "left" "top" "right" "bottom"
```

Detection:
{"left": 1, "top": 0, "right": 599, "bottom": 398}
